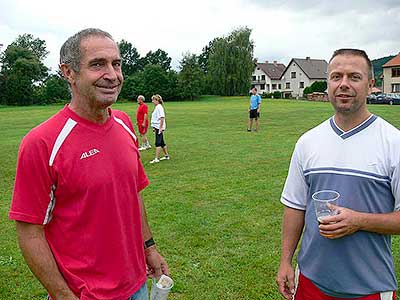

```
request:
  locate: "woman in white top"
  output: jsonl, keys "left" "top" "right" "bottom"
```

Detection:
{"left": 149, "top": 94, "right": 170, "bottom": 164}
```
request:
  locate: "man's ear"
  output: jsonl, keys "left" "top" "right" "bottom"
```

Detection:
{"left": 369, "top": 78, "right": 375, "bottom": 89}
{"left": 367, "top": 78, "right": 375, "bottom": 95}
{"left": 60, "top": 64, "right": 76, "bottom": 84}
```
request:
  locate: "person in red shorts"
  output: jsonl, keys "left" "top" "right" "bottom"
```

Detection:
{"left": 136, "top": 95, "right": 151, "bottom": 151}
{"left": 9, "top": 28, "right": 168, "bottom": 300}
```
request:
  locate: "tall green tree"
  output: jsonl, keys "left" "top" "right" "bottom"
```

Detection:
{"left": 118, "top": 39, "right": 142, "bottom": 77}
{"left": 142, "top": 49, "right": 172, "bottom": 71}
{"left": 9, "top": 33, "right": 49, "bottom": 61}
{"left": 119, "top": 64, "right": 177, "bottom": 101}
{"left": 41, "top": 74, "right": 70, "bottom": 103}
{"left": 177, "top": 53, "right": 204, "bottom": 100}
{"left": 208, "top": 27, "right": 254, "bottom": 96}
{"left": 0, "top": 34, "right": 48, "bottom": 105}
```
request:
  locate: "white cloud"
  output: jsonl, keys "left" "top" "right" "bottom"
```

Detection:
{"left": 1, "top": 0, "right": 399, "bottom": 72}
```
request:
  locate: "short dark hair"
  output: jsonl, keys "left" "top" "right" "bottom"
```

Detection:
{"left": 60, "top": 28, "right": 114, "bottom": 72}
{"left": 329, "top": 48, "right": 374, "bottom": 79}
{"left": 252, "top": 87, "right": 257, "bottom": 91}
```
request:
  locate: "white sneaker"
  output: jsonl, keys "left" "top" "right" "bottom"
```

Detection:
{"left": 159, "top": 156, "right": 170, "bottom": 161}
{"left": 150, "top": 158, "right": 160, "bottom": 164}
{"left": 146, "top": 144, "right": 152, "bottom": 149}
{"left": 138, "top": 146, "right": 146, "bottom": 151}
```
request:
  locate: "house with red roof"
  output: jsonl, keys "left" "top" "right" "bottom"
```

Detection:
{"left": 382, "top": 53, "right": 400, "bottom": 94}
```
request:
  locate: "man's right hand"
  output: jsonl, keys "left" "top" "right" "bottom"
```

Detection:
{"left": 276, "top": 262, "right": 295, "bottom": 300}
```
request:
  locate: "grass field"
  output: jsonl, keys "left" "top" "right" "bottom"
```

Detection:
{"left": 1, "top": 96, "right": 400, "bottom": 300}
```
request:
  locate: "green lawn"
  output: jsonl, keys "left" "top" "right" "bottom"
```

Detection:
{"left": 1, "top": 97, "right": 400, "bottom": 299}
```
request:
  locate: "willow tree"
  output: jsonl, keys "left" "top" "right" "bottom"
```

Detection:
{"left": 208, "top": 27, "right": 254, "bottom": 96}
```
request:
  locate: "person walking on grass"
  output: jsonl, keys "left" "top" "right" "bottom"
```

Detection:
{"left": 276, "top": 48, "right": 400, "bottom": 300}
{"left": 136, "top": 95, "right": 151, "bottom": 151}
{"left": 150, "top": 94, "right": 170, "bottom": 164}
{"left": 9, "top": 28, "right": 169, "bottom": 300}
{"left": 248, "top": 87, "right": 262, "bottom": 132}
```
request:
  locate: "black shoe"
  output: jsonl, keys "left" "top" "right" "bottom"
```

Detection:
{"left": 247, "top": 129, "right": 251, "bottom": 132}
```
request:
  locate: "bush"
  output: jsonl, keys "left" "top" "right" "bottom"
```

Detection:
{"left": 273, "top": 91, "right": 282, "bottom": 99}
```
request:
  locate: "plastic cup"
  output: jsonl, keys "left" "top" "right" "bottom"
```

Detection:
{"left": 150, "top": 275, "right": 174, "bottom": 300}
{"left": 312, "top": 190, "right": 340, "bottom": 224}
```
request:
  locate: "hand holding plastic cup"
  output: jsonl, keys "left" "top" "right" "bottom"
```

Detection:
{"left": 312, "top": 190, "right": 340, "bottom": 225}
{"left": 151, "top": 274, "right": 174, "bottom": 300}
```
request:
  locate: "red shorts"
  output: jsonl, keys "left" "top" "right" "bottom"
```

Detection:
{"left": 137, "top": 124, "right": 148, "bottom": 135}
{"left": 295, "top": 272, "right": 396, "bottom": 300}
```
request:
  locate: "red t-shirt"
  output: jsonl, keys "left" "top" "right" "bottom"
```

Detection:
{"left": 9, "top": 105, "right": 149, "bottom": 300}
{"left": 136, "top": 103, "right": 148, "bottom": 127}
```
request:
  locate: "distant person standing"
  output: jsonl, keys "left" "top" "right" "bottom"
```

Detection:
{"left": 248, "top": 87, "right": 261, "bottom": 132}
{"left": 136, "top": 95, "right": 151, "bottom": 151}
{"left": 150, "top": 94, "right": 170, "bottom": 164}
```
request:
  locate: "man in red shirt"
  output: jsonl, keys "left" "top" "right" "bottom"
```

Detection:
{"left": 136, "top": 95, "right": 151, "bottom": 151}
{"left": 9, "top": 28, "right": 168, "bottom": 300}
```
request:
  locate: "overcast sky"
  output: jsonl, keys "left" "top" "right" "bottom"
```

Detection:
{"left": 1, "top": 0, "right": 399, "bottom": 73}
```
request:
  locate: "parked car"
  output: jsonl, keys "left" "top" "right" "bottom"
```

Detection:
{"left": 367, "top": 93, "right": 400, "bottom": 105}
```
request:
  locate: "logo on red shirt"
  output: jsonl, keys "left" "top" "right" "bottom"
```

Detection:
{"left": 80, "top": 148, "right": 100, "bottom": 160}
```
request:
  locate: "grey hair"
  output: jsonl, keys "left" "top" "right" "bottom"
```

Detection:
{"left": 137, "top": 95, "right": 145, "bottom": 101}
{"left": 60, "top": 28, "right": 114, "bottom": 72}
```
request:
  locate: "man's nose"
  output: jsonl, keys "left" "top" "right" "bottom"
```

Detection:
{"left": 339, "top": 76, "right": 350, "bottom": 89}
{"left": 103, "top": 64, "right": 119, "bottom": 81}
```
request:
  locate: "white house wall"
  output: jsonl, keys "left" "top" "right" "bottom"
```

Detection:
{"left": 281, "top": 62, "right": 313, "bottom": 98}
{"left": 252, "top": 69, "right": 285, "bottom": 93}
{"left": 252, "top": 67, "right": 273, "bottom": 93}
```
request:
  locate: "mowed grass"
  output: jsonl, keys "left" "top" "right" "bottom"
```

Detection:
{"left": 1, "top": 97, "right": 400, "bottom": 300}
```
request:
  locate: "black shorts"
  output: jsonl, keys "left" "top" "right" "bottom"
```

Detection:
{"left": 154, "top": 128, "right": 166, "bottom": 147}
{"left": 249, "top": 109, "right": 260, "bottom": 119}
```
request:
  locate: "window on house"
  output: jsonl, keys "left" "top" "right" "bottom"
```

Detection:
{"left": 299, "top": 82, "right": 304, "bottom": 88}
{"left": 260, "top": 84, "right": 265, "bottom": 90}
{"left": 266, "top": 84, "right": 270, "bottom": 91}
{"left": 252, "top": 76, "right": 256, "bottom": 81}
{"left": 278, "top": 84, "right": 282, "bottom": 89}
{"left": 272, "top": 84, "right": 277, "bottom": 90}
{"left": 392, "top": 83, "right": 400, "bottom": 93}
{"left": 286, "top": 82, "right": 291, "bottom": 89}
{"left": 291, "top": 72, "right": 296, "bottom": 79}
{"left": 261, "top": 75, "right": 265, "bottom": 80}
{"left": 392, "top": 68, "right": 400, "bottom": 77}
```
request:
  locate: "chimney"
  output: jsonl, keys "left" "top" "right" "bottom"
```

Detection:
{"left": 306, "top": 56, "right": 310, "bottom": 60}
{"left": 265, "top": 60, "right": 269, "bottom": 63}
{"left": 273, "top": 60, "right": 277, "bottom": 65}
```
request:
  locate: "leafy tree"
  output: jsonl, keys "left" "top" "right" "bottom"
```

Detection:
{"left": 119, "top": 73, "right": 145, "bottom": 100}
{"left": 41, "top": 74, "right": 70, "bottom": 103}
{"left": 310, "top": 81, "right": 327, "bottom": 93}
{"left": 273, "top": 91, "right": 282, "bottom": 99}
{"left": 303, "top": 86, "right": 312, "bottom": 95}
{"left": 177, "top": 53, "right": 204, "bottom": 100}
{"left": 119, "top": 64, "right": 177, "bottom": 101}
{"left": 0, "top": 34, "right": 49, "bottom": 105}
{"left": 208, "top": 27, "right": 254, "bottom": 96}
{"left": 198, "top": 38, "right": 218, "bottom": 74}
{"left": 9, "top": 33, "right": 49, "bottom": 61}
{"left": 118, "top": 39, "right": 142, "bottom": 77}
{"left": 141, "top": 49, "right": 172, "bottom": 71}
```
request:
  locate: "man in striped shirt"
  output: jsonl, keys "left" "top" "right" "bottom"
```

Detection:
{"left": 276, "top": 49, "right": 400, "bottom": 300}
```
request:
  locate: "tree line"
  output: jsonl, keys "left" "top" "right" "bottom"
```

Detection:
{"left": 0, "top": 27, "right": 254, "bottom": 105}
